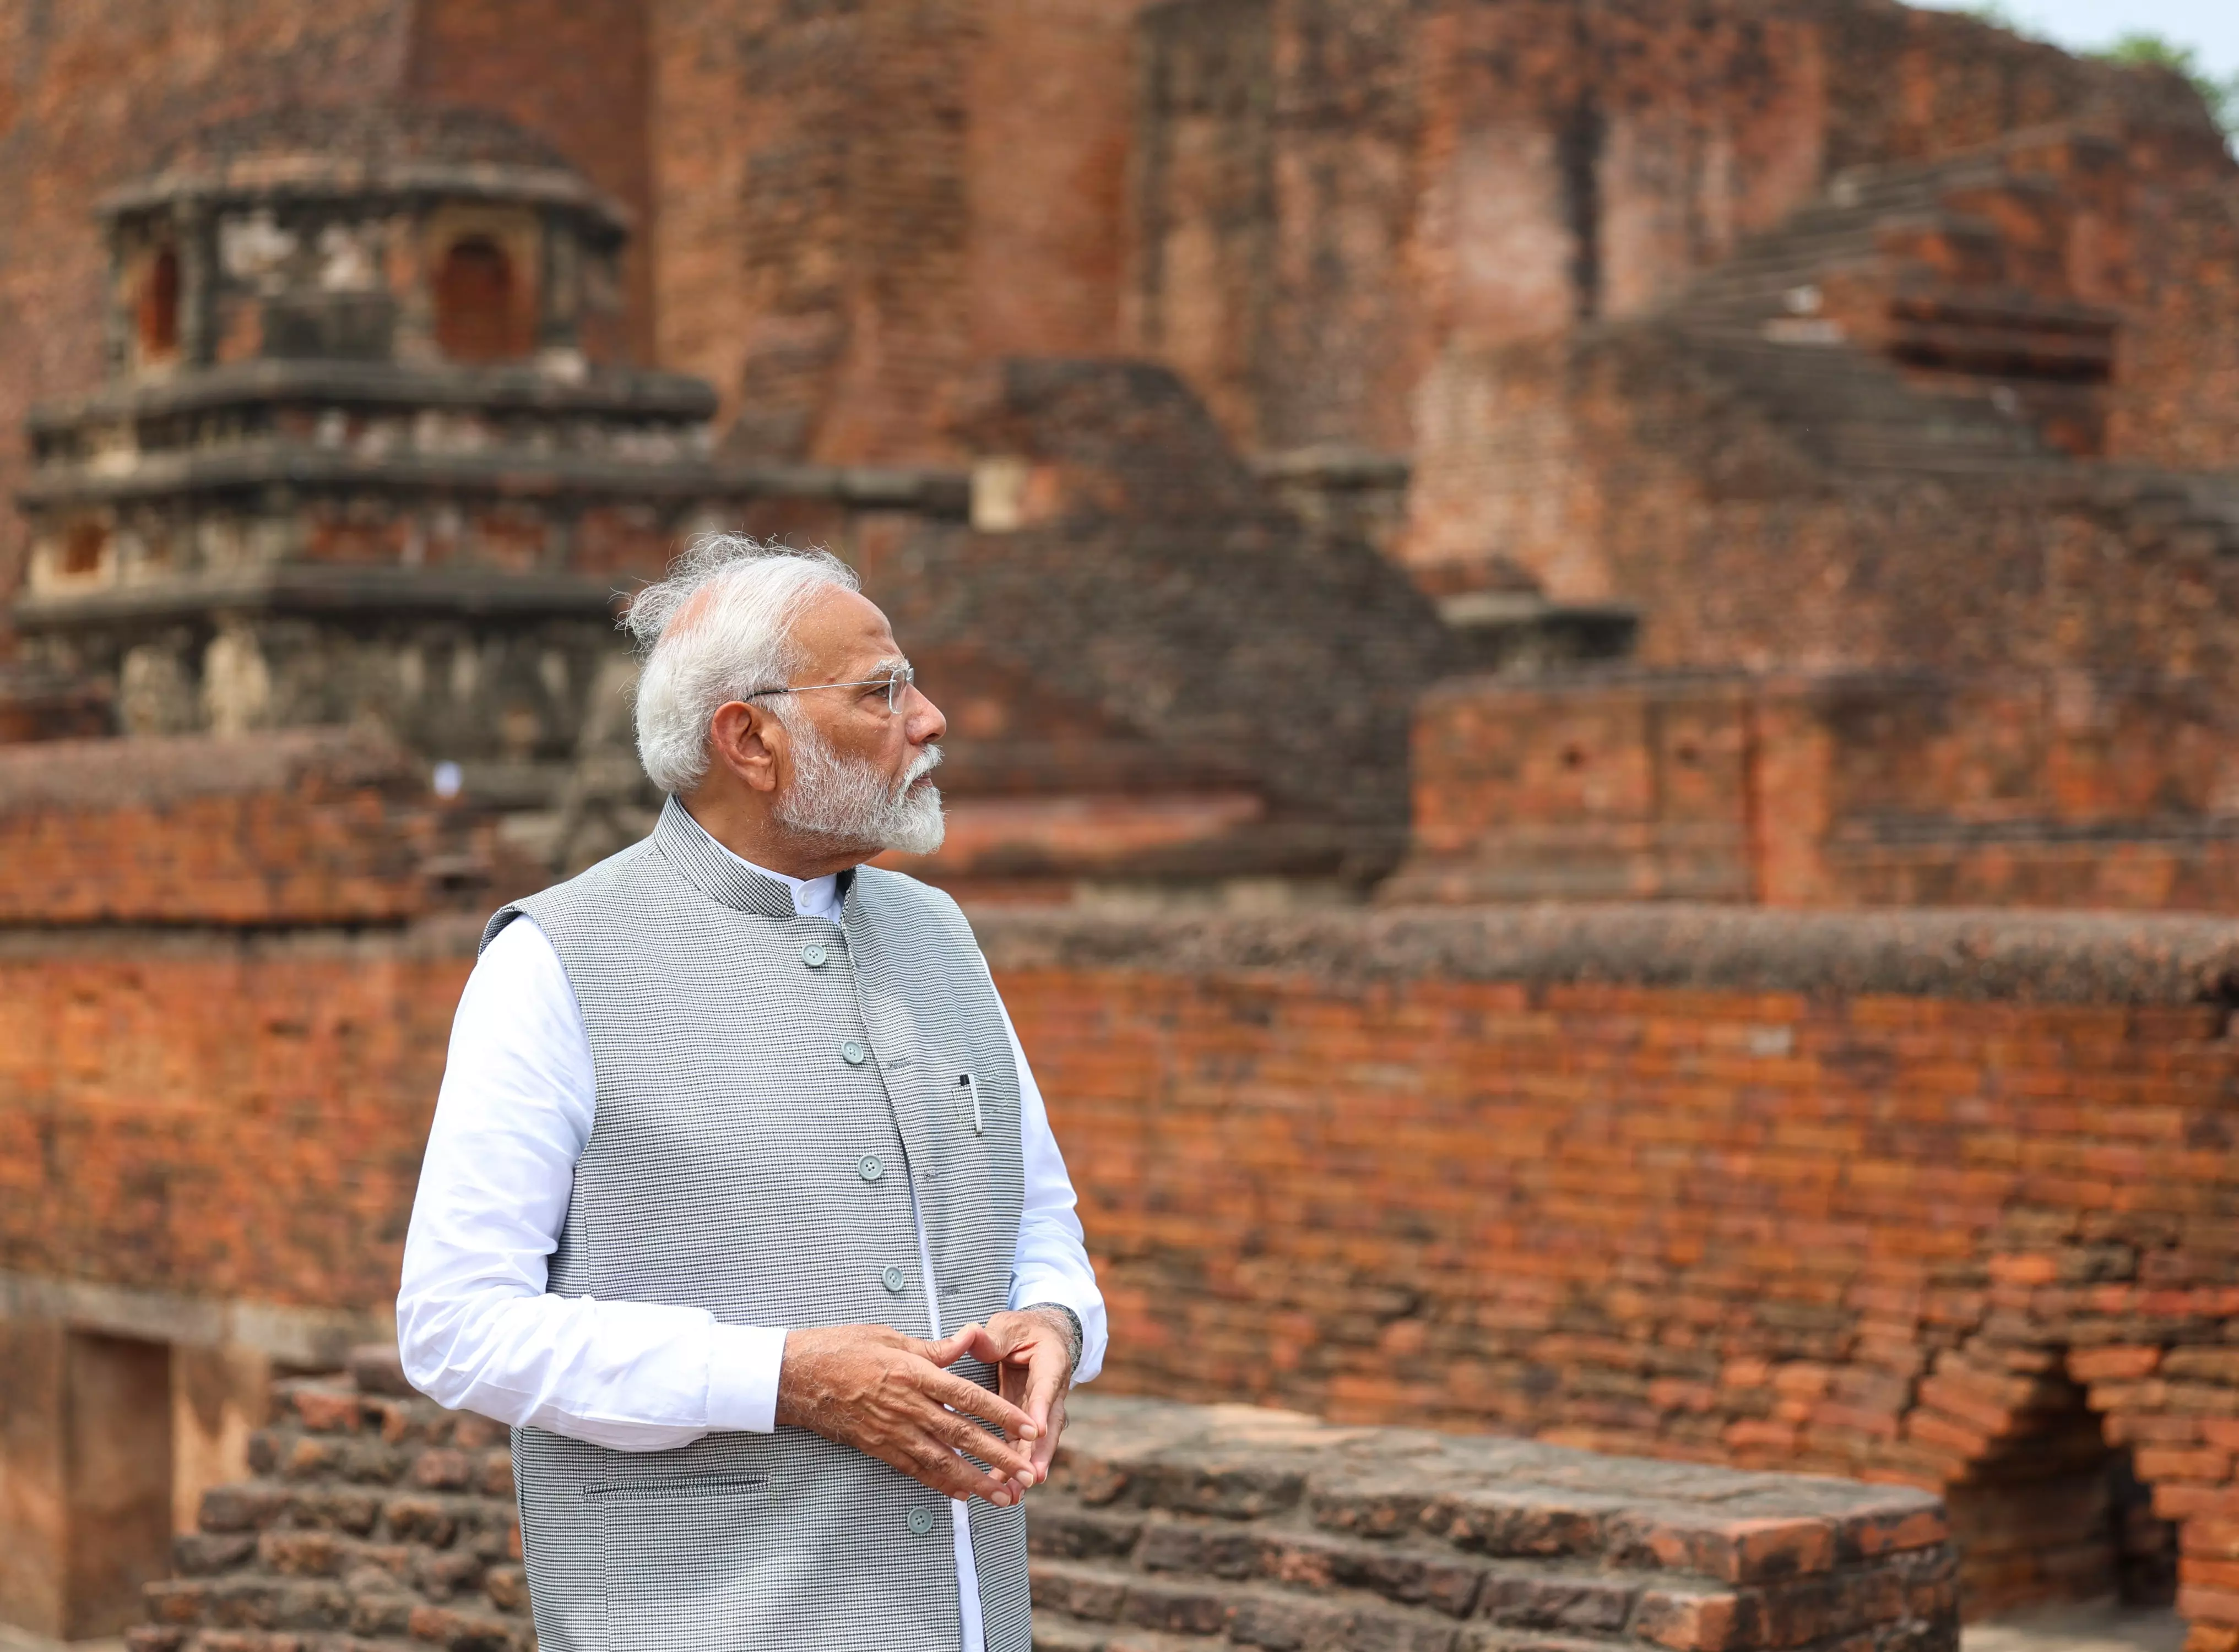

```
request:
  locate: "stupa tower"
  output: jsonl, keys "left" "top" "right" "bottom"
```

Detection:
{"left": 13, "top": 103, "right": 726, "bottom": 784}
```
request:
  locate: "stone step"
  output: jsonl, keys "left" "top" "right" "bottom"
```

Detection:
{"left": 1825, "top": 156, "right": 2010, "bottom": 208}
{"left": 135, "top": 1385, "right": 1958, "bottom": 1652}
{"left": 1031, "top": 1555, "right": 1550, "bottom": 1652}
{"left": 1032, "top": 1608, "right": 1629, "bottom": 1652}
{"left": 1828, "top": 422, "right": 2041, "bottom": 450}
{"left": 1034, "top": 1618, "right": 1215, "bottom": 1652}
{"left": 1030, "top": 1539, "right": 1954, "bottom": 1652}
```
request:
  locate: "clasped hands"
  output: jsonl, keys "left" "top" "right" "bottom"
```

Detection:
{"left": 774, "top": 1307, "right": 1075, "bottom": 1506}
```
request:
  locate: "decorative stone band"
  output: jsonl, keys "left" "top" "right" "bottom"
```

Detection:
{"left": 128, "top": 1352, "right": 1954, "bottom": 1652}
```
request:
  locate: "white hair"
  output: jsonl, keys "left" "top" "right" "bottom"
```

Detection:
{"left": 625, "top": 534, "right": 860, "bottom": 795}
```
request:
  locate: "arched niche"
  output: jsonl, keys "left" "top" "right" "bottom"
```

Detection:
{"left": 433, "top": 233, "right": 529, "bottom": 363}
{"left": 138, "top": 245, "right": 181, "bottom": 362}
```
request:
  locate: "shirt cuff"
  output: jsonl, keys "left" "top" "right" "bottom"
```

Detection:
{"left": 706, "top": 1324, "right": 788, "bottom": 1432}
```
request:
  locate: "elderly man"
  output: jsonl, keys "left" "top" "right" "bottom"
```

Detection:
{"left": 397, "top": 537, "right": 1105, "bottom": 1652}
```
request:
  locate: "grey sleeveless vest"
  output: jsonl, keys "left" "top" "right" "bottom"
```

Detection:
{"left": 483, "top": 797, "right": 1030, "bottom": 1652}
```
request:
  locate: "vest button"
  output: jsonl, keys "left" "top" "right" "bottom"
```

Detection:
{"left": 857, "top": 1154, "right": 885, "bottom": 1183}
{"left": 801, "top": 943, "right": 828, "bottom": 968}
{"left": 881, "top": 1265, "right": 907, "bottom": 1294}
{"left": 841, "top": 1040, "right": 866, "bottom": 1066}
{"left": 907, "top": 1507, "right": 936, "bottom": 1536}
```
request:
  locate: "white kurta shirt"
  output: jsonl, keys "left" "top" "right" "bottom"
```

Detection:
{"left": 397, "top": 835, "right": 1106, "bottom": 1652}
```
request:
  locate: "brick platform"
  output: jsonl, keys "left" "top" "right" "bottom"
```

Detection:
{"left": 128, "top": 1355, "right": 1956, "bottom": 1652}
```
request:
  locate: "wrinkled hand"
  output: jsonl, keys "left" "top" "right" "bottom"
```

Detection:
{"left": 776, "top": 1323, "right": 1040, "bottom": 1506}
{"left": 953, "top": 1308, "right": 1076, "bottom": 1488}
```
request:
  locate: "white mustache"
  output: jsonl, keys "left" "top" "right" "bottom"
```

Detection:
{"left": 894, "top": 743, "right": 944, "bottom": 795}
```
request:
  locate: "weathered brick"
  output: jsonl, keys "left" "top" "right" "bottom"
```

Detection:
{"left": 412, "top": 1448, "right": 479, "bottom": 1491}
{"left": 1426, "top": 1490, "right": 1618, "bottom": 1559}
{"left": 1635, "top": 1583, "right": 1757, "bottom": 1652}
{"left": 483, "top": 1563, "right": 529, "bottom": 1613}
{"left": 407, "top": 1601, "right": 525, "bottom": 1652}
{"left": 382, "top": 1497, "right": 461, "bottom": 1548}
{"left": 1031, "top": 1508, "right": 1147, "bottom": 1562}
{"left": 2069, "top": 1346, "right": 2165, "bottom": 1383}
{"left": 1476, "top": 1567, "right": 1639, "bottom": 1632}
{"left": 1032, "top": 1559, "right": 1130, "bottom": 1623}
{"left": 1606, "top": 1509, "right": 1837, "bottom": 1585}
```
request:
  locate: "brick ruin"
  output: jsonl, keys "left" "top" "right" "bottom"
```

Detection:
{"left": 131, "top": 1350, "right": 1957, "bottom": 1652}
{"left": 6, "top": 0, "right": 2239, "bottom": 911}
{"left": 2, "top": 101, "right": 1451, "bottom": 900}
{"left": 3, "top": 0, "right": 2239, "bottom": 1645}
{"left": 8, "top": 795, "right": 2239, "bottom": 1643}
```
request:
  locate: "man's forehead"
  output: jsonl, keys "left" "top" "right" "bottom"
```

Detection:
{"left": 793, "top": 585, "right": 902, "bottom": 673}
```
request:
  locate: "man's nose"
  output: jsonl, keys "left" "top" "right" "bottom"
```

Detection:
{"left": 906, "top": 685, "right": 946, "bottom": 746}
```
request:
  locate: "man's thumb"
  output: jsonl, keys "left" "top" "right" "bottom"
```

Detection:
{"left": 920, "top": 1324, "right": 983, "bottom": 1367}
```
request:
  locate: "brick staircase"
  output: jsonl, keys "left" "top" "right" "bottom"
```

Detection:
{"left": 1660, "top": 132, "right": 2116, "bottom": 476}
{"left": 1028, "top": 1398, "right": 1956, "bottom": 1652}
{"left": 131, "top": 1350, "right": 530, "bottom": 1652}
{"left": 128, "top": 1357, "right": 1959, "bottom": 1652}
{"left": 1642, "top": 128, "right": 2239, "bottom": 566}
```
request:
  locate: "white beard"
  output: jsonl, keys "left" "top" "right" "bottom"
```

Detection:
{"left": 772, "top": 712, "right": 947, "bottom": 857}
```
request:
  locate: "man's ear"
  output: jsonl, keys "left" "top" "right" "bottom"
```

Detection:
{"left": 707, "top": 700, "right": 784, "bottom": 794}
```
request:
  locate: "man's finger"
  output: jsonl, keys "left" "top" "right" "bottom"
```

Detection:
{"left": 918, "top": 1365, "right": 1039, "bottom": 1442}
{"left": 946, "top": 1321, "right": 1010, "bottom": 1365}
{"left": 927, "top": 1406, "right": 1038, "bottom": 1484}
{"left": 882, "top": 1435, "right": 1013, "bottom": 1506}
{"left": 918, "top": 1396, "right": 1037, "bottom": 1482}
{"left": 1031, "top": 1394, "right": 1066, "bottom": 1480}
{"left": 890, "top": 1433, "right": 983, "bottom": 1501}
{"left": 1021, "top": 1340, "right": 1065, "bottom": 1430}
{"left": 1017, "top": 1343, "right": 1069, "bottom": 1482}
{"left": 907, "top": 1328, "right": 975, "bottom": 1368}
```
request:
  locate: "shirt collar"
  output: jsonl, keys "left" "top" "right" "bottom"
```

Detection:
{"left": 652, "top": 795, "right": 847, "bottom": 921}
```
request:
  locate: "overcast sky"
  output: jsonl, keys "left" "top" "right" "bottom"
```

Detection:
{"left": 1909, "top": 0, "right": 2239, "bottom": 80}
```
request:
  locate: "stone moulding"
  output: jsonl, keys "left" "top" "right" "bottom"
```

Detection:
{"left": 24, "top": 360, "right": 722, "bottom": 431}
{"left": 97, "top": 156, "right": 633, "bottom": 228}
{"left": 9, "top": 566, "right": 623, "bottom": 629}
{"left": 970, "top": 904, "right": 2239, "bottom": 1006}
{"left": 15, "top": 446, "right": 973, "bottom": 511}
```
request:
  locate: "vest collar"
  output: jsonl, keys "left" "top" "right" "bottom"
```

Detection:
{"left": 653, "top": 795, "right": 819, "bottom": 920}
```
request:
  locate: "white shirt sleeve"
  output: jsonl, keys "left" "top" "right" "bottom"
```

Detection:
{"left": 397, "top": 917, "right": 783, "bottom": 1448}
{"left": 985, "top": 957, "right": 1108, "bottom": 1385}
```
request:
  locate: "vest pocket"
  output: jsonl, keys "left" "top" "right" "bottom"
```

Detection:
{"left": 590, "top": 1475, "right": 776, "bottom": 1651}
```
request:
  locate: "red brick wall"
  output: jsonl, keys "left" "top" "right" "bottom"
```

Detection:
{"left": 647, "top": 0, "right": 983, "bottom": 463}
{"left": 1396, "top": 670, "right": 2239, "bottom": 914}
{"left": 2108, "top": 183, "right": 2239, "bottom": 470}
{"left": 0, "top": 942, "right": 462, "bottom": 1310}
{"left": 0, "top": 731, "right": 538, "bottom": 926}
{"left": 15, "top": 903, "right": 2239, "bottom": 1627}
{"left": 8, "top": 881, "right": 2239, "bottom": 1631}
{"left": 647, "top": 0, "right": 1146, "bottom": 464}
{"left": 1807, "top": 4, "right": 2227, "bottom": 176}
{"left": 966, "top": 0, "right": 1145, "bottom": 363}
{"left": 977, "top": 908, "right": 2239, "bottom": 1628}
